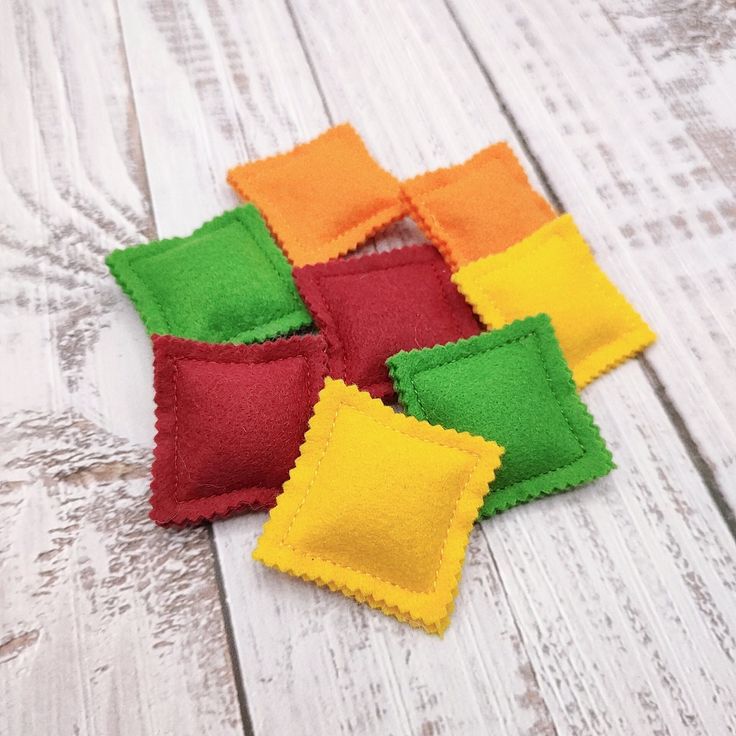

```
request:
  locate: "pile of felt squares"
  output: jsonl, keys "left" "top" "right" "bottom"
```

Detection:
{"left": 107, "top": 123, "right": 655, "bottom": 635}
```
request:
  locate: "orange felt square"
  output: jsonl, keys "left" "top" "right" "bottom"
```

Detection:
{"left": 402, "top": 142, "right": 556, "bottom": 270}
{"left": 227, "top": 124, "right": 405, "bottom": 266}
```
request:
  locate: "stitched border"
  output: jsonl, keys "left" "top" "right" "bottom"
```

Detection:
{"left": 280, "top": 404, "right": 480, "bottom": 595}
{"left": 413, "top": 169, "right": 553, "bottom": 215}
{"left": 107, "top": 206, "right": 310, "bottom": 342}
{"left": 406, "top": 332, "right": 586, "bottom": 490}
{"left": 227, "top": 125, "right": 405, "bottom": 265}
{"left": 315, "top": 262, "right": 435, "bottom": 382}
{"left": 387, "top": 315, "right": 614, "bottom": 515}
{"left": 127, "top": 208, "right": 304, "bottom": 331}
{"left": 401, "top": 143, "right": 554, "bottom": 270}
{"left": 230, "top": 184, "right": 404, "bottom": 257}
{"left": 415, "top": 185, "right": 552, "bottom": 270}
{"left": 150, "top": 333, "right": 328, "bottom": 525}
{"left": 401, "top": 141, "right": 531, "bottom": 196}
{"left": 254, "top": 379, "right": 504, "bottom": 634}
{"left": 294, "top": 245, "right": 478, "bottom": 395}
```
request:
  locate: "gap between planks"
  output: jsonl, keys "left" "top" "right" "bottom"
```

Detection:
{"left": 112, "top": 0, "right": 255, "bottom": 730}
{"left": 208, "top": 525, "right": 256, "bottom": 736}
{"left": 111, "top": 0, "right": 736, "bottom": 733}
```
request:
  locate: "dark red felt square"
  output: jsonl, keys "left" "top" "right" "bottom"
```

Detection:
{"left": 293, "top": 245, "right": 482, "bottom": 400}
{"left": 150, "top": 333, "right": 328, "bottom": 525}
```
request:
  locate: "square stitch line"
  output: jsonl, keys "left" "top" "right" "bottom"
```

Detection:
{"left": 454, "top": 220, "right": 652, "bottom": 382}
{"left": 406, "top": 330, "right": 587, "bottom": 491}
{"left": 228, "top": 125, "right": 405, "bottom": 263}
{"left": 124, "top": 208, "right": 305, "bottom": 337}
{"left": 279, "top": 402, "right": 480, "bottom": 595}
{"left": 171, "top": 354, "right": 310, "bottom": 503}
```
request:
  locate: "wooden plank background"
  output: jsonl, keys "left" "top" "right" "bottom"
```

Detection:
{"left": 1, "top": 1, "right": 735, "bottom": 734}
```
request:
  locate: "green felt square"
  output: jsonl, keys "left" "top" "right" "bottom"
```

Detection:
{"left": 106, "top": 205, "right": 311, "bottom": 343}
{"left": 387, "top": 314, "right": 614, "bottom": 517}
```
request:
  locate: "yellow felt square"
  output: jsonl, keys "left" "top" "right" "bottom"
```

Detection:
{"left": 253, "top": 378, "right": 504, "bottom": 635}
{"left": 452, "top": 214, "right": 656, "bottom": 388}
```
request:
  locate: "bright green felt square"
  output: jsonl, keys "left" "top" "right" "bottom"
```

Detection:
{"left": 106, "top": 206, "right": 311, "bottom": 343}
{"left": 387, "top": 314, "right": 613, "bottom": 517}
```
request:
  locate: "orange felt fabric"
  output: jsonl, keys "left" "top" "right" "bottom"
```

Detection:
{"left": 401, "top": 142, "right": 556, "bottom": 270}
{"left": 227, "top": 124, "right": 405, "bottom": 267}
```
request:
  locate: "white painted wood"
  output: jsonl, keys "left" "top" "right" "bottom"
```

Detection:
{"left": 447, "top": 0, "right": 736, "bottom": 504}
{"left": 6, "top": 0, "right": 735, "bottom": 733}
{"left": 118, "top": 0, "right": 736, "bottom": 734}
{"left": 0, "top": 2, "right": 241, "bottom": 734}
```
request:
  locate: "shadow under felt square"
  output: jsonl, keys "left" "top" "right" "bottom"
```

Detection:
{"left": 293, "top": 244, "right": 482, "bottom": 400}
{"left": 388, "top": 314, "right": 614, "bottom": 517}
{"left": 150, "top": 333, "right": 328, "bottom": 526}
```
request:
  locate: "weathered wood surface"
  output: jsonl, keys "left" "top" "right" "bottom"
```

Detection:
{"left": 2, "top": 0, "right": 735, "bottom": 735}
{"left": 0, "top": 2, "right": 241, "bottom": 734}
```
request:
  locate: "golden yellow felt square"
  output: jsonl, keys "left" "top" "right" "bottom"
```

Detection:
{"left": 253, "top": 378, "right": 504, "bottom": 635}
{"left": 452, "top": 214, "right": 656, "bottom": 388}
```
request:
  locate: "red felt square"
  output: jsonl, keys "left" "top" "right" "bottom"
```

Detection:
{"left": 150, "top": 333, "right": 328, "bottom": 525}
{"left": 293, "top": 245, "right": 482, "bottom": 400}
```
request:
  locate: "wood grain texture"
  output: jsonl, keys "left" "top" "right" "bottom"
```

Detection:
{"left": 0, "top": 2, "right": 241, "bottom": 734}
{"left": 5, "top": 0, "right": 736, "bottom": 734}
{"left": 117, "top": 0, "right": 736, "bottom": 734}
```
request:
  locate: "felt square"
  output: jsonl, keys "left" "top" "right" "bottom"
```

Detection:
{"left": 452, "top": 214, "right": 656, "bottom": 387}
{"left": 150, "top": 333, "right": 328, "bottom": 525}
{"left": 293, "top": 244, "right": 482, "bottom": 400}
{"left": 253, "top": 378, "right": 504, "bottom": 635}
{"left": 387, "top": 314, "right": 614, "bottom": 517}
{"left": 401, "top": 142, "right": 556, "bottom": 270}
{"left": 106, "top": 206, "right": 311, "bottom": 343}
{"left": 227, "top": 124, "right": 405, "bottom": 266}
